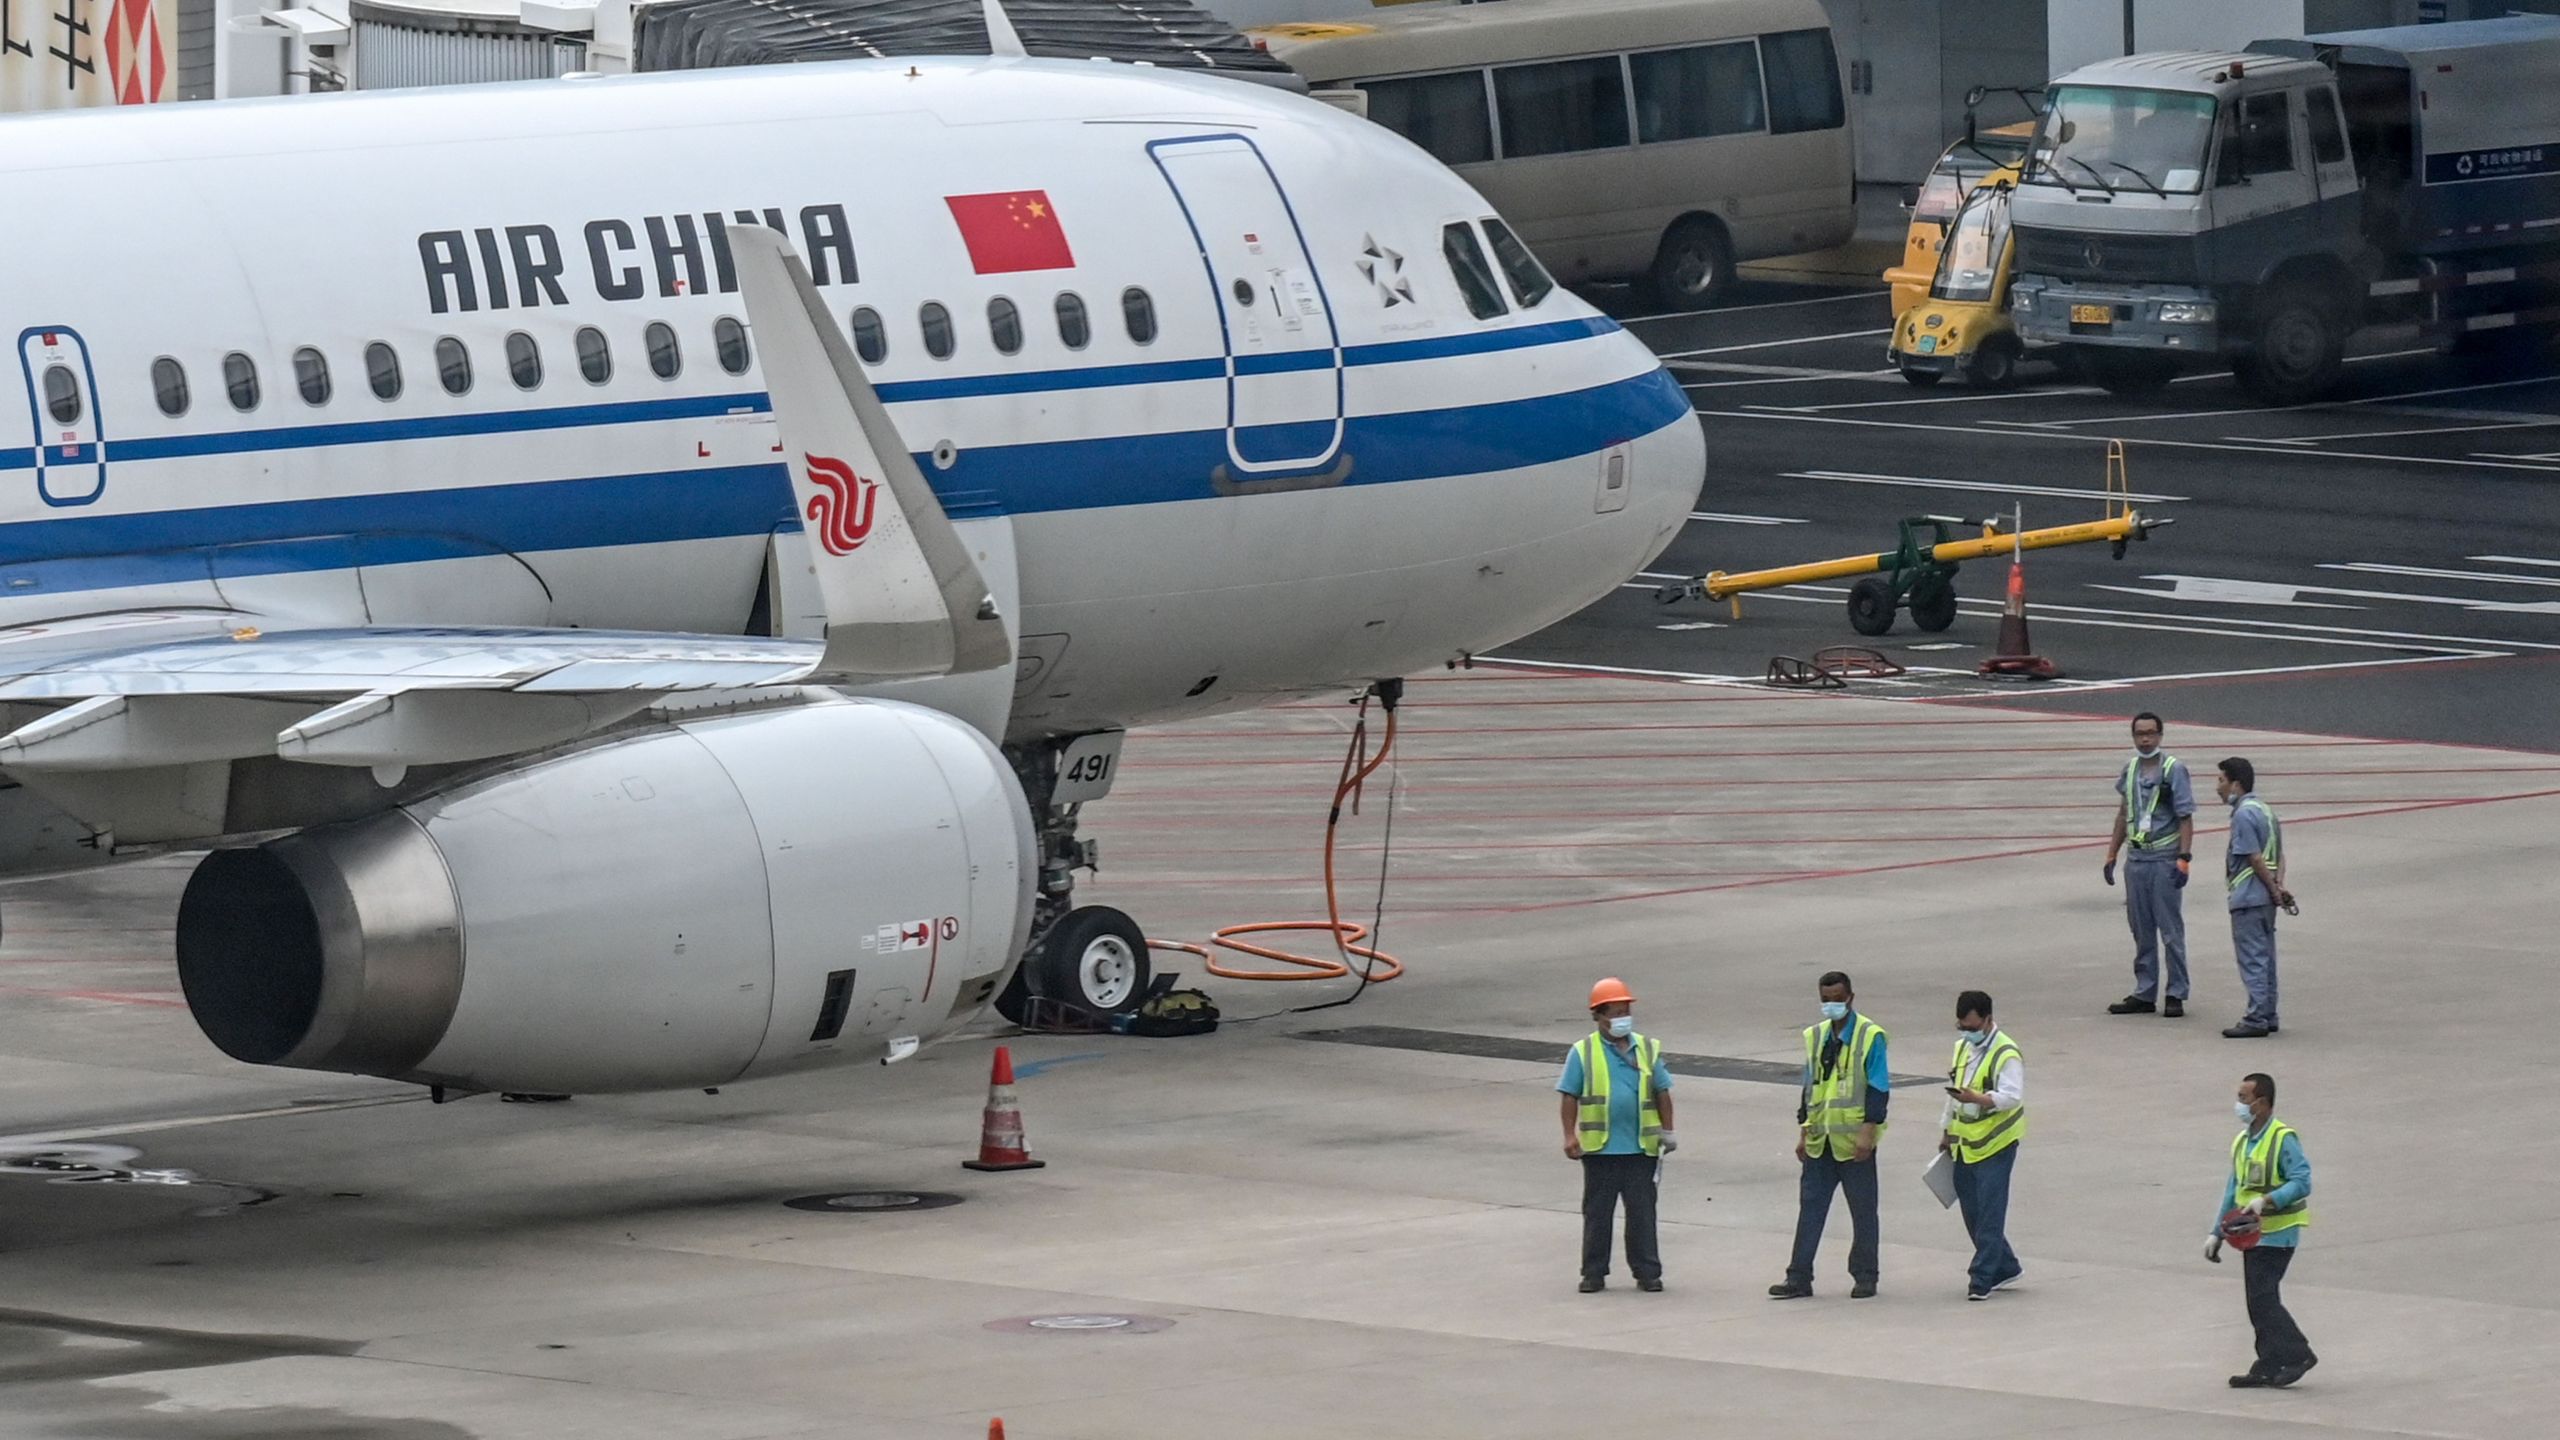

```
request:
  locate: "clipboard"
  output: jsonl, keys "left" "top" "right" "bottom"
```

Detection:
{"left": 1921, "top": 1150, "right": 1958, "bottom": 1209}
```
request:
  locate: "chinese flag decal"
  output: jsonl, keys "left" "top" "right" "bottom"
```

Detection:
{"left": 944, "top": 190, "right": 1075, "bottom": 274}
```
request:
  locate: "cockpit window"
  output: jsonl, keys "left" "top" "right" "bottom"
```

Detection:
{"left": 1441, "top": 222, "right": 1509, "bottom": 320}
{"left": 1481, "top": 217, "right": 1553, "bottom": 309}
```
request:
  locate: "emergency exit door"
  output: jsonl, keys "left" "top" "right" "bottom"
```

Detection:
{"left": 19, "top": 328, "right": 105, "bottom": 507}
{"left": 1148, "top": 135, "right": 1346, "bottom": 474}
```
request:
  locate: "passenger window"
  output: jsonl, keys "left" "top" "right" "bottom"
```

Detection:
{"left": 41, "top": 365, "right": 79, "bottom": 425}
{"left": 1760, "top": 28, "right": 1845, "bottom": 135}
{"left": 645, "top": 321, "right": 681, "bottom": 379}
{"left": 2307, "top": 86, "right": 2347, "bottom": 167}
{"left": 1482, "top": 218, "right": 1554, "bottom": 308}
{"left": 850, "top": 306, "right": 888, "bottom": 365}
{"left": 1122, "top": 287, "right": 1157, "bottom": 344}
{"left": 292, "top": 347, "right": 331, "bottom": 406}
{"left": 223, "top": 352, "right": 260, "bottom": 411}
{"left": 1055, "top": 292, "right": 1090, "bottom": 350}
{"left": 1442, "top": 222, "right": 1509, "bottom": 320}
{"left": 714, "top": 316, "right": 751, "bottom": 375}
{"left": 576, "top": 326, "right": 611, "bottom": 384}
{"left": 1493, "top": 57, "right": 1630, "bottom": 158}
{"left": 2223, "top": 91, "right": 2295, "bottom": 185}
{"left": 1361, "top": 71, "right": 1494, "bottom": 166}
{"left": 1631, "top": 41, "right": 1766, "bottom": 143}
{"left": 503, "top": 332, "right": 541, "bottom": 390}
{"left": 988, "top": 297, "right": 1023, "bottom": 355}
{"left": 920, "top": 302, "right": 955, "bottom": 360}
{"left": 365, "top": 342, "right": 402, "bottom": 401}
{"left": 435, "top": 337, "right": 472, "bottom": 396}
{"left": 151, "top": 356, "right": 189, "bottom": 417}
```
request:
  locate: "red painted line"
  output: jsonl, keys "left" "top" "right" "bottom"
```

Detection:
{"left": 1138, "top": 728, "right": 2395, "bottom": 747}
{"left": 1119, "top": 756, "right": 2560, "bottom": 776}
{"left": 0, "top": 984, "right": 186, "bottom": 1008}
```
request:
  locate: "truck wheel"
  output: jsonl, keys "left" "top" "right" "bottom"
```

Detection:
{"left": 1898, "top": 362, "right": 1943, "bottom": 388}
{"left": 1644, "top": 217, "right": 1734, "bottom": 312}
{"left": 1847, "top": 578, "right": 1897, "bottom": 636}
{"left": 1967, "top": 335, "right": 2022, "bottom": 390}
{"left": 2087, "top": 350, "right": 2179, "bottom": 398}
{"left": 2238, "top": 287, "right": 2344, "bottom": 405}
{"left": 1909, "top": 577, "right": 1959, "bottom": 632}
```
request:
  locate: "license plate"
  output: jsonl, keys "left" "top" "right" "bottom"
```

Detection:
{"left": 1915, "top": 335, "right": 1938, "bottom": 354}
{"left": 2070, "top": 303, "right": 2114, "bottom": 325}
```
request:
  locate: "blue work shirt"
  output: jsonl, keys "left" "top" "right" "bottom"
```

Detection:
{"left": 1557, "top": 1034, "right": 1675, "bottom": 1155}
{"left": 2227, "top": 795, "right": 2277, "bottom": 911}
{"left": 1795, "top": 1013, "right": 1891, "bottom": 1126}
{"left": 2217, "top": 1125, "right": 2311, "bottom": 1249}
{"left": 2115, "top": 753, "right": 2195, "bottom": 859}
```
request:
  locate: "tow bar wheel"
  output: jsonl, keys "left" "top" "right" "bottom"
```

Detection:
{"left": 1847, "top": 577, "right": 1898, "bottom": 636}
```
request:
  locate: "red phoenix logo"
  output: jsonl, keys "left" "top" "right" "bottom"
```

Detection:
{"left": 802, "top": 454, "right": 879, "bottom": 556}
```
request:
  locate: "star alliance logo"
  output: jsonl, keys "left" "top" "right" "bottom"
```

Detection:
{"left": 1357, "top": 235, "right": 1414, "bottom": 307}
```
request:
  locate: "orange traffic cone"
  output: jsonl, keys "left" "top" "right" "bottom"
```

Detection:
{"left": 988, "top": 1422, "right": 1006, "bottom": 1440}
{"left": 962, "top": 1046, "right": 1046, "bottom": 1172}
{"left": 1977, "top": 556, "right": 2061, "bottom": 680}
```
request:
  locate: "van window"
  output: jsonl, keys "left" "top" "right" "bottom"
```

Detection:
{"left": 988, "top": 297, "right": 1023, "bottom": 355}
{"left": 920, "top": 302, "right": 955, "bottom": 360}
{"left": 1482, "top": 218, "right": 1553, "bottom": 308}
{"left": 1122, "top": 287, "right": 1157, "bottom": 344}
{"left": 292, "top": 347, "right": 331, "bottom": 406}
{"left": 1494, "top": 57, "right": 1630, "bottom": 158}
{"left": 505, "top": 332, "right": 542, "bottom": 390}
{"left": 1631, "top": 41, "right": 1765, "bottom": 142}
{"left": 1760, "top": 29, "right": 1844, "bottom": 134}
{"left": 646, "top": 321, "right": 681, "bottom": 379}
{"left": 1362, "top": 71, "right": 1494, "bottom": 166}
{"left": 850, "top": 306, "right": 888, "bottom": 364}
{"left": 435, "top": 337, "right": 472, "bottom": 396}
{"left": 2307, "top": 86, "right": 2347, "bottom": 167}
{"left": 576, "top": 326, "right": 611, "bottom": 384}
{"left": 714, "top": 316, "right": 752, "bottom": 375}
{"left": 152, "top": 357, "right": 189, "bottom": 417}
{"left": 2222, "top": 91, "right": 2294, "bottom": 185}
{"left": 1442, "top": 223, "right": 1508, "bottom": 320}
{"left": 223, "top": 352, "right": 260, "bottom": 411}
{"left": 1055, "top": 293, "right": 1090, "bottom": 350}
{"left": 42, "top": 365, "right": 79, "bottom": 424}
{"left": 366, "top": 342, "right": 402, "bottom": 400}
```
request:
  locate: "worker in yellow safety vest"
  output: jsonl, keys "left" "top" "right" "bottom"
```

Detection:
{"left": 1771, "top": 970, "right": 1889, "bottom": 1300}
{"left": 1557, "top": 976, "right": 1676, "bottom": 1293}
{"left": 1940, "top": 989, "right": 2025, "bottom": 1300}
{"left": 2208, "top": 1071, "right": 2317, "bottom": 1387}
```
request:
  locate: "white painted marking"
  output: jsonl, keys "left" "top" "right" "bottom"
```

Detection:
{"left": 1985, "top": 651, "right": 2501, "bottom": 693}
{"left": 2028, "top": 372, "right": 2560, "bottom": 428}
{"left": 2472, "top": 451, "right": 2560, "bottom": 465}
{"left": 1775, "top": 384, "right": 2110, "bottom": 413}
{"left": 1907, "top": 642, "right": 1973, "bottom": 650}
{"left": 2261, "top": 419, "right": 2548, "bottom": 444}
{"left": 2104, "top": 573, "right": 2560, "bottom": 616}
{"left": 1621, "top": 290, "right": 1880, "bottom": 324}
{"left": 1689, "top": 510, "right": 1810, "bottom": 525}
{"left": 1694, "top": 408, "right": 2560, "bottom": 475}
{"left": 1, "top": 1093, "right": 420, "bottom": 1147}
{"left": 2321, "top": 561, "right": 2560, "bottom": 589}
{"left": 1659, "top": 327, "right": 1893, "bottom": 358}
{"left": 1655, "top": 621, "right": 1726, "bottom": 631}
{"left": 2088, "top": 576, "right": 2359, "bottom": 609}
{"left": 1742, "top": 585, "right": 2487, "bottom": 653}
{"left": 2471, "top": 555, "right": 2560, "bottom": 569}
{"left": 1784, "top": 468, "right": 2187, "bottom": 503}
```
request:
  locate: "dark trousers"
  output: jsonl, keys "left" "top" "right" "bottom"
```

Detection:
{"left": 1579, "top": 1153, "right": 1661, "bottom": 1280}
{"left": 1786, "top": 1149, "right": 1879, "bottom": 1286}
{"left": 1950, "top": 1144, "right": 2022, "bottom": 1292}
{"left": 2244, "top": 1247, "right": 2316, "bottom": 1370}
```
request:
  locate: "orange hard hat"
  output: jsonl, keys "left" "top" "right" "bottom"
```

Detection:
{"left": 1588, "top": 977, "right": 1635, "bottom": 1008}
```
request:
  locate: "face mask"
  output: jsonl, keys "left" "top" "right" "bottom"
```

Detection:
{"left": 1606, "top": 1016, "right": 1634, "bottom": 1039}
{"left": 1961, "top": 1026, "right": 1991, "bottom": 1047}
{"left": 2235, "top": 1101, "right": 2255, "bottom": 1123}
{"left": 1821, "top": 1001, "right": 1848, "bottom": 1022}
{"left": 2133, "top": 741, "right": 2160, "bottom": 759}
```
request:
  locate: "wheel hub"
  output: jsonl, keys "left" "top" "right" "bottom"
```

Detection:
{"left": 1079, "top": 935, "right": 1138, "bottom": 1009}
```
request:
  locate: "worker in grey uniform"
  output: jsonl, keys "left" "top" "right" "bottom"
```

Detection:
{"left": 2217, "top": 758, "right": 2291, "bottom": 1039}
{"left": 2103, "top": 712, "right": 2196, "bottom": 1018}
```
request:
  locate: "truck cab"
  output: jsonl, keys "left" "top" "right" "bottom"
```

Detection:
{"left": 2008, "top": 53, "right": 2365, "bottom": 400}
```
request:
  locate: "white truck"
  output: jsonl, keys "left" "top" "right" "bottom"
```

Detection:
{"left": 2009, "top": 16, "right": 2560, "bottom": 403}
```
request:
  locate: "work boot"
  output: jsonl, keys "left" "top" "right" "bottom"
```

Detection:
{"left": 2163, "top": 998, "right": 2186, "bottom": 1018}
{"left": 1637, "top": 1277, "right": 1664, "bottom": 1293}
{"left": 1578, "top": 1276, "right": 1604, "bottom": 1293}
{"left": 2108, "top": 996, "right": 2157, "bottom": 1015}
{"left": 2229, "top": 1370, "right": 2272, "bottom": 1389}
{"left": 1767, "top": 1281, "right": 1812, "bottom": 1300}
{"left": 2266, "top": 1356, "right": 2318, "bottom": 1388}
{"left": 2223, "top": 1021, "right": 2272, "bottom": 1039}
{"left": 1851, "top": 1280, "right": 1878, "bottom": 1299}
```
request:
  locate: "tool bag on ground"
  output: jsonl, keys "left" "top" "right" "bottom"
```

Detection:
{"left": 1111, "top": 988, "right": 1220, "bottom": 1037}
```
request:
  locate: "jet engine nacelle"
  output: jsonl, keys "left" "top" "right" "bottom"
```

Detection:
{"left": 174, "top": 698, "right": 1034, "bottom": 1094}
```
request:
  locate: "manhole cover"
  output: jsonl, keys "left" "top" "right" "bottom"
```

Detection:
{"left": 782, "top": 1190, "right": 964, "bottom": 1214}
{"left": 984, "top": 1313, "right": 1175, "bottom": 1336}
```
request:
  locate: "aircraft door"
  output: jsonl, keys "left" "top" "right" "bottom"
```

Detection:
{"left": 1148, "top": 135, "right": 1345, "bottom": 475}
{"left": 18, "top": 329, "right": 104, "bottom": 507}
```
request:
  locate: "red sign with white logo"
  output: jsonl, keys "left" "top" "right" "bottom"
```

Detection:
{"left": 802, "top": 453, "right": 879, "bottom": 555}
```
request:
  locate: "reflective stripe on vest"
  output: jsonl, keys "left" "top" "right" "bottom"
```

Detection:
{"left": 1945, "top": 1031, "right": 2025, "bottom": 1164}
{"left": 2228, "top": 795, "right": 2283, "bottom": 892}
{"left": 1801, "top": 1015, "right": 1887, "bottom": 1160}
{"left": 2123, "top": 754, "right": 2181, "bottom": 850}
{"left": 2232, "top": 1118, "right": 2311, "bottom": 1234}
{"left": 1575, "top": 1032, "right": 1664, "bottom": 1157}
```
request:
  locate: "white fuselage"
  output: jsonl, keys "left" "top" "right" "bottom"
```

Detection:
{"left": 0, "top": 58, "right": 1700, "bottom": 767}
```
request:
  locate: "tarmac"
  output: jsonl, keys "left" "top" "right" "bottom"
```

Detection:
{"left": 2, "top": 666, "right": 2555, "bottom": 1438}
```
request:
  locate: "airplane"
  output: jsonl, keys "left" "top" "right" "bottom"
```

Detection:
{"left": 0, "top": 37, "right": 1705, "bottom": 1098}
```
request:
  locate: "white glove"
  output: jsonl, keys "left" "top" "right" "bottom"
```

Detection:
{"left": 2244, "top": 1196, "right": 2268, "bottom": 1215}
{"left": 1657, "top": 1132, "right": 1678, "bottom": 1155}
{"left": 2204, "top": 1236, "right": 2223, "bottom": 1264}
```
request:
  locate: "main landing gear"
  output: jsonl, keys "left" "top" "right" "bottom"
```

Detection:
{"left": 995, "top": 735, "right": 1152, "bottom": 1025}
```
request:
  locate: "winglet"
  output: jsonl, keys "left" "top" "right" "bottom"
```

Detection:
{"left": 983, "top": 0, "right": 1027, "bottom": 57}
{"left": 729, "top": 225, "right": 1010, "bottom": 680}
